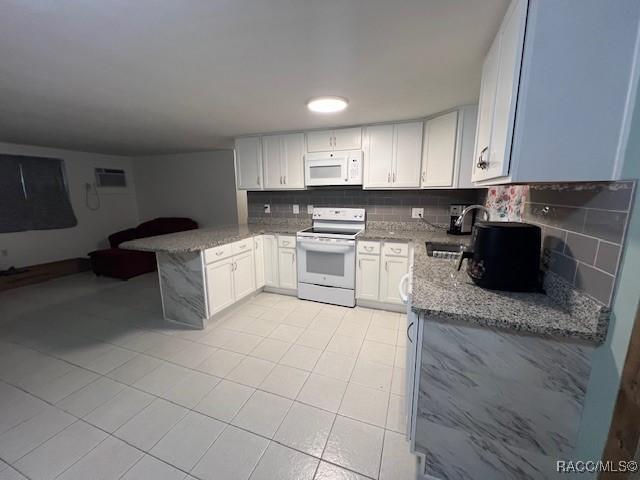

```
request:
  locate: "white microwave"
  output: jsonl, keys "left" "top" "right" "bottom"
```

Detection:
{"left": 304, "top": 150, "right": 363, "bottom": 186}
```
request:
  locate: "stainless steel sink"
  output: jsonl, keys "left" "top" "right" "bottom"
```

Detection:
{"left": 425, "top": 242, "right": 465, "bottom": 257}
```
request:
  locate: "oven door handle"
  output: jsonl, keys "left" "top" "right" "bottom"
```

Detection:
{"left": 296, "top": 241, "right": 353, "bottom": 254}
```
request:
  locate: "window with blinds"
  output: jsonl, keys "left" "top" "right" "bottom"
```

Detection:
{"left": 0, "top": 154, "right": 77, "bottom": 233}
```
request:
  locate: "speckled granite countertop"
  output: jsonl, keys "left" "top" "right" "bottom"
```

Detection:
{"left": 360, "top": 227, "right": 609, "bottom": 344}
{"left": 125, "top": 222, "right": 609, "bottom": 343}
{"left": 121, "top": 223, "right": 303, "bottom": 253}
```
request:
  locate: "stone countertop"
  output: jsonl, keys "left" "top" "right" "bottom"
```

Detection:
{"left": 362, "top": 227, "right": 609, "bottom": 343}
{"left": 408, "top": 236, "right": 609, "bottom": 344}
{"left": 120, "top": 224, "right": 303, "bottom": 253}
{"left": 125, "top": 222, "right": 609, "bottom": 343}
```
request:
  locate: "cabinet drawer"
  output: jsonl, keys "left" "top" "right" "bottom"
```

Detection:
{"left": 383, "top": 242, "right": 409, "bottom": 257}
{"left": 232, "top": 238, "right": 253, "bottom": 255}
{"left": 278, "top": 235, "right": 296, "bottom": 249}
{"left": 357, "top": 241, "right": 381, "bottom": 255}
{"left": 204, "top": 244, "right": 234, "bottom": 263}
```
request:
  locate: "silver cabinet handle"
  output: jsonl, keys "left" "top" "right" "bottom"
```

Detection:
{"left": 387, "top": 173, "right": 391, "bottom": 183}
{"left": 283, "top": 175, "right": 286, "bottom": 184}
{"left": 364, "top": 246, "right": 374, "bottom": 252}
{"left": 358, "top": 259, "right": 362, "bottom": 269}
{"left": 393, "top": 172, "right": 396, "bottom": 183}
{"left": 385, "top": 261, "right": 388, "bottom": 272}
{"left": 257, "top": 176, "right": 261, "bottom": 186}
{"left": 215, "top": 251, "right": 224, "bottom": 256}
{"left": 282, "top": 240, "right": 289, "bottom": 246}
{"left": 239, "top": 244, "right": 246, "bottom": 249}
{"left": 391, "top": 247, "right": 401, "bottom": 254}
{"left": 477, "top": 147, "right": 489, "bottom": 169}
{"left": 292, "top": 253, "right": 295, "bottom": 264}
{"left": 407, "top": 321, "right": 414, "bottom": 343}
{"left": 421, "top": 171, "right": 425, "bottom": 182}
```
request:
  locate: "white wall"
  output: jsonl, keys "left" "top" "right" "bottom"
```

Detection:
{"left": 133, "top": 150, "right": 239, "bottom": 228}
{"left": 0, "top": 142, "right": 139, "bottom": 269}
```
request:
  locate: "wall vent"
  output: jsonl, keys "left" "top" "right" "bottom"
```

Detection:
{"left": 95, "top": 168, "right": 126, "bottom": 188}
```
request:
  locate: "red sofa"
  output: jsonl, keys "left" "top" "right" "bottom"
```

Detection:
{"left": 89, "top": 217, "right": 198, "bottom": 280}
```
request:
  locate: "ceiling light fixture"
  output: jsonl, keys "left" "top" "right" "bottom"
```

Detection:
{"left": 307, "top": 96, "right": 348, "bottom": 113}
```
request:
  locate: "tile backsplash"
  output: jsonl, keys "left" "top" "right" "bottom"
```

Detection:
{"left": 487, "top": 181, "right": 635, "bottom": 305}
{"left": 247, "top": 188, "right": 485, "bottom": 226}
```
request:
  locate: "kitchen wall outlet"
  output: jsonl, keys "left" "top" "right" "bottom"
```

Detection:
{"left": 263, "top": 204, "right": 271, "bottom": 214}
{"left": 412, "top": 208, "right": 424, "bottom": 219}
{"left": 307, "top": 205, "right": 314, "bottom": 214}
{"left": 292, "top": 204, "right": 299, "bottom": 214}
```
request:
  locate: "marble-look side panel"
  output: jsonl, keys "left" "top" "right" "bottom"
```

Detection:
{"left": 422, "top": 318, "right": 593, "bottom": 404}
{"left": 415, "top": 316, "right": 592, "bottom": 479}
{"left": 157, "top": 252, "right": 206, "bottom": 329}
{"left": 415, "top": 418, "right": 561, "bottom": 480}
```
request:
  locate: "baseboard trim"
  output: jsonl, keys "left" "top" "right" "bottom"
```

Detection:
{"left": 356, "top": 298, "right": 405, "bottom": 313}
{"left": 0, "top": 257, "right": 91, "bottom": 291}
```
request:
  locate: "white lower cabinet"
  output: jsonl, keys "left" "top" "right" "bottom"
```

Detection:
{"left": 233, "top": 250, "right": 256, "bottom": 300}
{"left": 206, "top": 258, "right": 236, "bottom": 315}
{"left": 254, "top": 235, "right": 265, "bottom": 288}
{"left": 278, "top": 247, "right": 297, "bottom": 289}
{"left": 356, "top": 240, "right": 410, "bottom": 306}
{"left": 356, "top": 253, "right": 380, "bottom": 300}
{"left": 205, "top": 238, "right": 256, "bottom": 316}
{"left": 263, "top": 234, "right": 279, "bottom": 287}
{"left": 380, "top": 254, "right": 409, "bottom": 305}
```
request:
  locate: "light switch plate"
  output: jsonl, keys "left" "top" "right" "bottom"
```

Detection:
{"left": 264, "top": 204, "right": 271, "bottom": 214}
{"left": 292, "top": 204, "right": 299, "bottom": 214}
{"left": 411, "top": 208, "right": 424, "bottom": 219}
{"left": 307, "top": 205, "right": 314, "bottom": 214}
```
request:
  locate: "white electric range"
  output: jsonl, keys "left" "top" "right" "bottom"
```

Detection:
{"left": 296, "top": 207, "right": 365, "bottom": 307}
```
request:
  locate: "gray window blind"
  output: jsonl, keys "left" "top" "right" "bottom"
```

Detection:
{"left": 0, "top": 154, "right": 77, "bottom": 233}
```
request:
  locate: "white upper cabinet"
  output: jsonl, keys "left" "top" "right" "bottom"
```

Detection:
{"left": 472, "top": 0, "right": 526, "bottom": 183}
{"left": 235, "top": 136, "right": 263, "bottom": 190}
{"left": 421, "top": 111, "right": 459, "bottom": 188}
{"left": 306, "top": 127, "right": 362, "bottom": 152}
{"left": 363, "top": 124, "right": 394, "bottom": 188}
{"left": 282, "top": 133, "right": 305, "bottom": 188}
{"left": 471, "top": 0, "right": 638, "bottom": 184}
{"left": 364, "top": 121, "right": 423, "bottom": 189}
{"left": 393, "top": 122, "right": 423, "bottom": 188}
{"left": 262, "top": 135, "right": 283, "bottom": 189}
{"left": 261, "top": 133, "right": 305, "bottom": 190}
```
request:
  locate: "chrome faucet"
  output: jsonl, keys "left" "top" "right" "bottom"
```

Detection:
{"left": 455, "top": 204, "right": 490, "bottom": 227}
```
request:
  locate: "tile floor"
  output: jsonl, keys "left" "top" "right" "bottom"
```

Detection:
{"left": 0, "top": 272, "right": 419, "bottom": 480}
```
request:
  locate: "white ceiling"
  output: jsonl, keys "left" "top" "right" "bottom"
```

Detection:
{"left": 0, "top": 0, "right": 509, "bottom": 155}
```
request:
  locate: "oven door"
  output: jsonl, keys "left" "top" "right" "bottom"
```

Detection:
{"left": 296, "top": 238, "right": 355, "bottom": 289}
{"left": 305, "top": 157, "right": 348, "bottom": 186}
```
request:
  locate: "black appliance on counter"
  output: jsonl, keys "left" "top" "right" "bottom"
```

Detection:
{"left": 447, "top": 204, "right": 475, "bottom": 235}
{"left": 457, "top": 222, "right": 541, "bottom": 292}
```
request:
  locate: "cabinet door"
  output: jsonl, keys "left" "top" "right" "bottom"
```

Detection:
{"left": 333, "top": 127, "right": 362, "bottom": 150}
{"left": 364, "top": 124, "right": 394, "bottom": 188}
{"left": 262, "top": 134, "right": 284, "bottom": 189}
{"left": 456, "top": 105, "right": 479, "bottom": 189}
{"left": 421, "top": 112, "right": 458, "bottom": 188}
{"left": 486, "top": 0, "right": 527, "bottom": 181}
{"left": 306, "top": 130, "right": 334, "bottom": 152}
{"left": 254, "top": 236, "right": 265, "bottom": 288}
{"left": 206, "top": 259, "right": 235, "bottom": 315}
{"left": 282, "top": 133, "right": 305, "bottom": 189}
{"left": 393, "top": 122, "right": 423, "bottom": 188}
{"left": 235, "top": 137, "right": 263, "bottom": 190}
{"left": 233, "top": 251, "right": 256, "bottom": 301}
{"left": 356, "top": 253, "right": 380, "bottom": 301}
{"left": 405, "top": 308, "right": 420, "bottom": 443}
{"left": 472, "top": 36, "right": 500, "bottom": 183}
{"left": 380, "top": 255, "right": 409, "bottom": 304}
{"left": 263, "top": 235, "right": 279, "bottom": 287}
{"left": 278, "top": 248, "right": 297, "bottom": 289}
